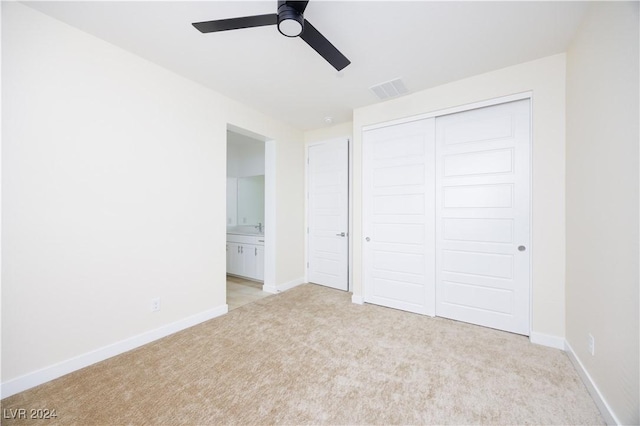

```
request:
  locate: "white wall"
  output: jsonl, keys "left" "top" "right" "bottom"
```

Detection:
{"left": 565, "top": 2, "right": 639, "bottom": 424}
{"left": 1, "top": 2, "right": 305, "bottom": 394}
{"left": 304, "top": 122, "right": 353, "bottom": 144}
{"left": 352, "top": 54, "right": 567, "bottom": 342}
{"left": 227, "top": 131, "right": 265, "bottom": 178}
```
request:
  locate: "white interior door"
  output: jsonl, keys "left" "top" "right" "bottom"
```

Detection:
{"left": 307, "top": 138, "right": 349, "bottom": 291}
{"left": 363, "top": 119, "right": 435, "bottom": 315}
{"left": 435, "top": 99, "right": 530, "bottom": 335}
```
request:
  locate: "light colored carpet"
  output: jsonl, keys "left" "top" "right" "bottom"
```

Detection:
{"left": 2, "top": 284, "right": 603, "bottom": 425}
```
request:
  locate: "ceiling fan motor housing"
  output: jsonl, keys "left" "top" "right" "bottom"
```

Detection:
{"left": 277, "top": 1, "right": 304, "bottom": 37}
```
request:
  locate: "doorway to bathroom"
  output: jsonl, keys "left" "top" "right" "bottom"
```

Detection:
{"left": 226, "top": 126, "right": 271, "bottom": 310}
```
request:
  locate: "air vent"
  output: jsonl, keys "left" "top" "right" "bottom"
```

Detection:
{"left": 369, "top": 78, "right": 408, "bottom": 101}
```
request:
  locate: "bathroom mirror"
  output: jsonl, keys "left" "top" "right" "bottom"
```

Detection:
{"left": 227, "top": 175, "right": 264, "bottom": 226}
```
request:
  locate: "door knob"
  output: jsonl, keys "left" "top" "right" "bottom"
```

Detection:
{"left": 365, "top": 237, "right": 370, "bottom": 242}
{"left": 518, "top": 245, "right": 526, "bottom": 252}
{"left": 336, "top": 232, "right": 346, "bottom": 237}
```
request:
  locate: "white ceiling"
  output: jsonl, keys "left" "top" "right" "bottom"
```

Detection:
{"left": 25, "top": 1, "right": 588, "bottom": 131}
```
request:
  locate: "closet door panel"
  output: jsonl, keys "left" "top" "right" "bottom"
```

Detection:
{"left": 362, "top": 119, "right": 435, "bottom": 315}
{"left": 435, "top": 99, "right": 531, "bottom": 335}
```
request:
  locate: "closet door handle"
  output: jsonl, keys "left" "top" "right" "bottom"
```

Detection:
{"left": 255, "top": 247, "right": 257, "bottom": 256}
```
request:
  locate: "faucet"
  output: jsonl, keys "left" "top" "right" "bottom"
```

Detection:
{"left": 255, "top": 222, "right": 263, "bottom": 233}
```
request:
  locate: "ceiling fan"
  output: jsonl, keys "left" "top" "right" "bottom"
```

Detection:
{"left": 192, "top": 1, "right": 351, "bottom": 71}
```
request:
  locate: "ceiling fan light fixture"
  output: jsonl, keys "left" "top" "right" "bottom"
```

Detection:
{"left": 277, "top": 6, "right": 304, "bottom": 37}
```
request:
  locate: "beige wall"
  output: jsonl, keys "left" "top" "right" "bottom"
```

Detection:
{"left": 2, "top": 2, "right": 304, "bottom": 384}
{"left": 352, "top": 54, "right": 567, "bottom": 340}
{"left": 566, "top": 2, "right": 639, "bottom": 424}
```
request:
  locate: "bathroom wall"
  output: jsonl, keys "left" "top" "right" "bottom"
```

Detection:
{"left": 227, "top": 131, "right": 265, "bottom": 178}
{"left": 227, "top": 131, "right": 266, "bottom": 227}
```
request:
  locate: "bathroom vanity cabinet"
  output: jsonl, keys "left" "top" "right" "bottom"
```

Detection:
{"left": 226, "top": 234, "right": 264, "bottom": 281}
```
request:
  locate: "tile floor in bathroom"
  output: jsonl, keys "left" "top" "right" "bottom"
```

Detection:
{"left": 226, "top": 275, "right": 271, "bottom": 310}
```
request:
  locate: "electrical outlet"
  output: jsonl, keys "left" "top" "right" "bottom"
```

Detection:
{"left": 588, "top": 333, "right": 595, "bottom": 356}
{"left": 150, "top": 297, "right": 161, "bottom": 312}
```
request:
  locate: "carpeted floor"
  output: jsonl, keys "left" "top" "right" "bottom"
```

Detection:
{"left": 2, "top": 284, "right": 603, "bottom": 425}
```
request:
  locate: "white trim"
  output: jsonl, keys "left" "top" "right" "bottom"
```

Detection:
{"left": 0, "top": 305, "right": 228, "bottom": 399}
{"left": 0, "top": 0, "right": 3, "bottom": 404}
{"left": 262, "top": 284, "right": 278, "bottom": 294}
{"left": 362, "top": 92, "right": 533, "bottom": 132}
{"left": 565, "top": 341, "right": 619, "bottom": 426}
{"left": 263, "top": 139, "right": 277, "bottom": 292}
{"left": 278, "top": 277, "right": 305, "bottom": 292}
{"left": 347, "top": 137, "right": 354, "bottom": 293}
{"left": 263, "top": 277, "right": 305, "bottom": 294}
{"left": 528, "top": 96, "right": 534, "bottom": 338}
{"left": 529, "top": 332, "right": 565, "bottom": 349}
{"left": 351, "top": 294, "right": 364, "bottom": 305}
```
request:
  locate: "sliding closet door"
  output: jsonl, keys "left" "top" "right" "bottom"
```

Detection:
{"left": 434, "top": 99, "right": 531, "bottom": 335}
{"left": 363, "top": 119, "right": 435, "bottom": 315}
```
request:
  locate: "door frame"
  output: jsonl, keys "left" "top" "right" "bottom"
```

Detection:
{"left": 305, "top": 137, "right": 352, "bottom": 291}
{"left": 361, "top": 92, "right": 533, "bottom": 334}
{"left": 226, "top": 124, "right": 276, "bottom": 293}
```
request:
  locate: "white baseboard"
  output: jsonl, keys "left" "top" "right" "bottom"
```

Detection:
{"left": 351, "top": 294, "right": 364, "bottom": 304}
{"left": 565, "top": 341, "right": 619, "bottom": 425}
{"left": 529, "top": 332, "right": 565, "bottom": 349}
{"left": 278, "top": 277, "right": 305, "bottom": 292}
{"left": 0, "top": 304, "right": 228, "bottom": 399}
{"left": 263, "top": 277, "right": 304, "bottom": 294}
{"left": 262, "top": 284, "right": 279, "bottom": 294}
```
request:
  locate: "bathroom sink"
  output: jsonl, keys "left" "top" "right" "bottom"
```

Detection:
{"left": 227, "top": 226, "right": 264, "bottom": 236}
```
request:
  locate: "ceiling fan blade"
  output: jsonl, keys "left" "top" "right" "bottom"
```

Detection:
{"left": 300, "top": 19, "right": 351, "bottom": 71}
{"left": 192, "top": 14, "right": 277, "bottom": 33}
{"left": 284, "top": 1, "right": 309, "bottom": 14}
